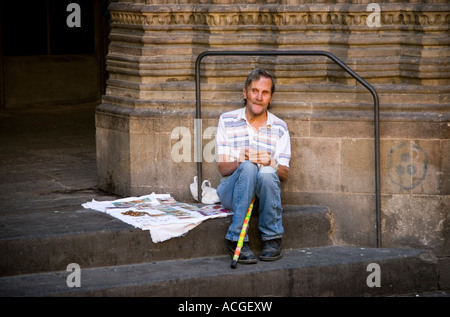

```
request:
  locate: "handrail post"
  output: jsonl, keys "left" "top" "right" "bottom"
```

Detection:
{"left": 195, "top": 50, "right": 381, "bottom": 247}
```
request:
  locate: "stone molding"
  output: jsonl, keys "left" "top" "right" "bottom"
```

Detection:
{"left": 104, "top": 1, "right": 449, "bottom": 120}
{"left": 109, "top": 4, "right": 450, "bottom": 29}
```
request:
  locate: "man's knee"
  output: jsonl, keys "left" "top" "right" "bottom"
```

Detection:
{"left": 239, "top": 160, "right": 259, "bottom": 175}
{"left": 258, "top": 166, "right": 278, "bottom": 182}
{"left": 259, "top": 165, "right": 277, "bottom": 175}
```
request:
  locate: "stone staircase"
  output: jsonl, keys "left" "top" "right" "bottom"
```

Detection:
{"left": 0, "top": 0, "right": 448, "bottom": 298}
{"left": 0, "top": 203, "right": 441, "bottom": 297}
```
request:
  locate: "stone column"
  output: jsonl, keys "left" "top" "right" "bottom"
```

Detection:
{"left": 97, "top": 0, "right": 450, "bottom": 253}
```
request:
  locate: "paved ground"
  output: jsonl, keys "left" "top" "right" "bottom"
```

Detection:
{"left": 0, "top": 102, "right": 120, "bottom": 217}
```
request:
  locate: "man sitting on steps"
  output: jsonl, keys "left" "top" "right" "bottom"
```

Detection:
{"left": 215, "top": 68, "right": 291, "bottom": 264}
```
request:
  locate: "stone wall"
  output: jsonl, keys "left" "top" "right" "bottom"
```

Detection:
{"left": 97, "top": 0, "right": 449, "bottom": 254}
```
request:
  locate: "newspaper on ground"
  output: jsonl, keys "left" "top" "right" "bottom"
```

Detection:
{"left": 82, "top": 193, "right": 231, "bottom": 243}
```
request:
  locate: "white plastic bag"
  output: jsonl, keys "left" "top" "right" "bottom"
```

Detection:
{"left": 190, "top": 176, "right": 221, "bottom": 204}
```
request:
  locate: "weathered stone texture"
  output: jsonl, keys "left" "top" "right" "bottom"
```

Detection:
{"left": 97, "top": 0, "right": 450, "bottom": 254}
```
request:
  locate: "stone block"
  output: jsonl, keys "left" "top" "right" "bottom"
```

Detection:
{"left": 439, "top": 256, "right": 450, "bottom": 290}
{"left": 381, "top": 121, "right": 447, "bottom": 140}
{"left": 382, "top": 195, "right": 448, "bottom": 255}
{"left": 283, "top": 192, "right": 377, "bottom": 247}
{"left": 442, "top": 140, "right": 450, "bottom": 195}
{"left": 284, "top": 117, "right": 310, "bottom": 138}
{"left": 412, "top": 140, "right": 443, "bottom": 195}
{"left": 341, "top": 139, "right": 375, "bottom": 194}
{"left": 96, "top": 110, "right": 130, "bottom": 132}
{"left": 382, "top": 139, "right": 443, "bottom": 195}
{"left": 311, "top": 121, "right": 374, "bottom": 139}
{"left": 288, "top": 137, "right": 340, "bottom": 193}
{"left": 96, "top": 126, "right": 131, "bottom": 196}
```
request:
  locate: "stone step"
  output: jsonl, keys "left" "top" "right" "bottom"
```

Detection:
{"left": 0, "top": 245, "right": 439, "bottom": 297}
{"left": 0, "top": 205, "right": 333, "bottom": 277}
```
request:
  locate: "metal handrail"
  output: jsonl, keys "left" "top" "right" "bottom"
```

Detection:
{"left": 195, "top": 50, "right": 381, "bottom": 248}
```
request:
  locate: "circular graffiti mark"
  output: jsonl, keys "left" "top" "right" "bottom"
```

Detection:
{"left": 387, "top": 142, "right": 428, "bottom": 190}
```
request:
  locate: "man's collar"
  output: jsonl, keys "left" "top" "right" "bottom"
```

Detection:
{"left": 239, "top": 107, "right": 273, "bottom": 127}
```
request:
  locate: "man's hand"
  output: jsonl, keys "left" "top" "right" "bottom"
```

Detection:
{"left": 219, "top": 150, "right": 289, "bottom": 182}
{"left": 247, "top": 149, "right": 272, "bottom": 166}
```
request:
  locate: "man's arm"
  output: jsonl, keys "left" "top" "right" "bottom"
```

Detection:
{"left": 217, "top": 150, "right": 248, "bottom": 177}
{"left": 263, "top": 152, "right": 289, "bottom": 182}
{"left": 218, "top": 160, "right": 240, "bottom": 177}
{"left": 276, "top": 165, "right": 289, "bottom": 182}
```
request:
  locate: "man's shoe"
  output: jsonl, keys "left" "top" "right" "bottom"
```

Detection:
{"left": 259, "top": 238, "right": 282, "bottom": 261}
{"left": 227, "top": 240, "right": 257, "bottom": 264}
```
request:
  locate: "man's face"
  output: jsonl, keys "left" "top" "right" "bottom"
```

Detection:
{"left": 243, "top": 76, "right": 273, "bottom": 116}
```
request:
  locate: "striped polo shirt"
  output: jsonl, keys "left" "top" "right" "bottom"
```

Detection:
{"left": 216, "top": 107, "right": 291, "bottom": 168}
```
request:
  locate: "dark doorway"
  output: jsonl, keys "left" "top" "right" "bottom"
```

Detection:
{"left": 0, "top": 0, "right": 110, "bottom": 108}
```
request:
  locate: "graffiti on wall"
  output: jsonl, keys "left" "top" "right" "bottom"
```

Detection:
{"left": 387, "top": 142, "right": 428, "bottom": 190}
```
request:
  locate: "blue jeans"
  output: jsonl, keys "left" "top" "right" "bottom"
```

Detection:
{"left": 217, "top": 161, "right": 284, "bottom": 242}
